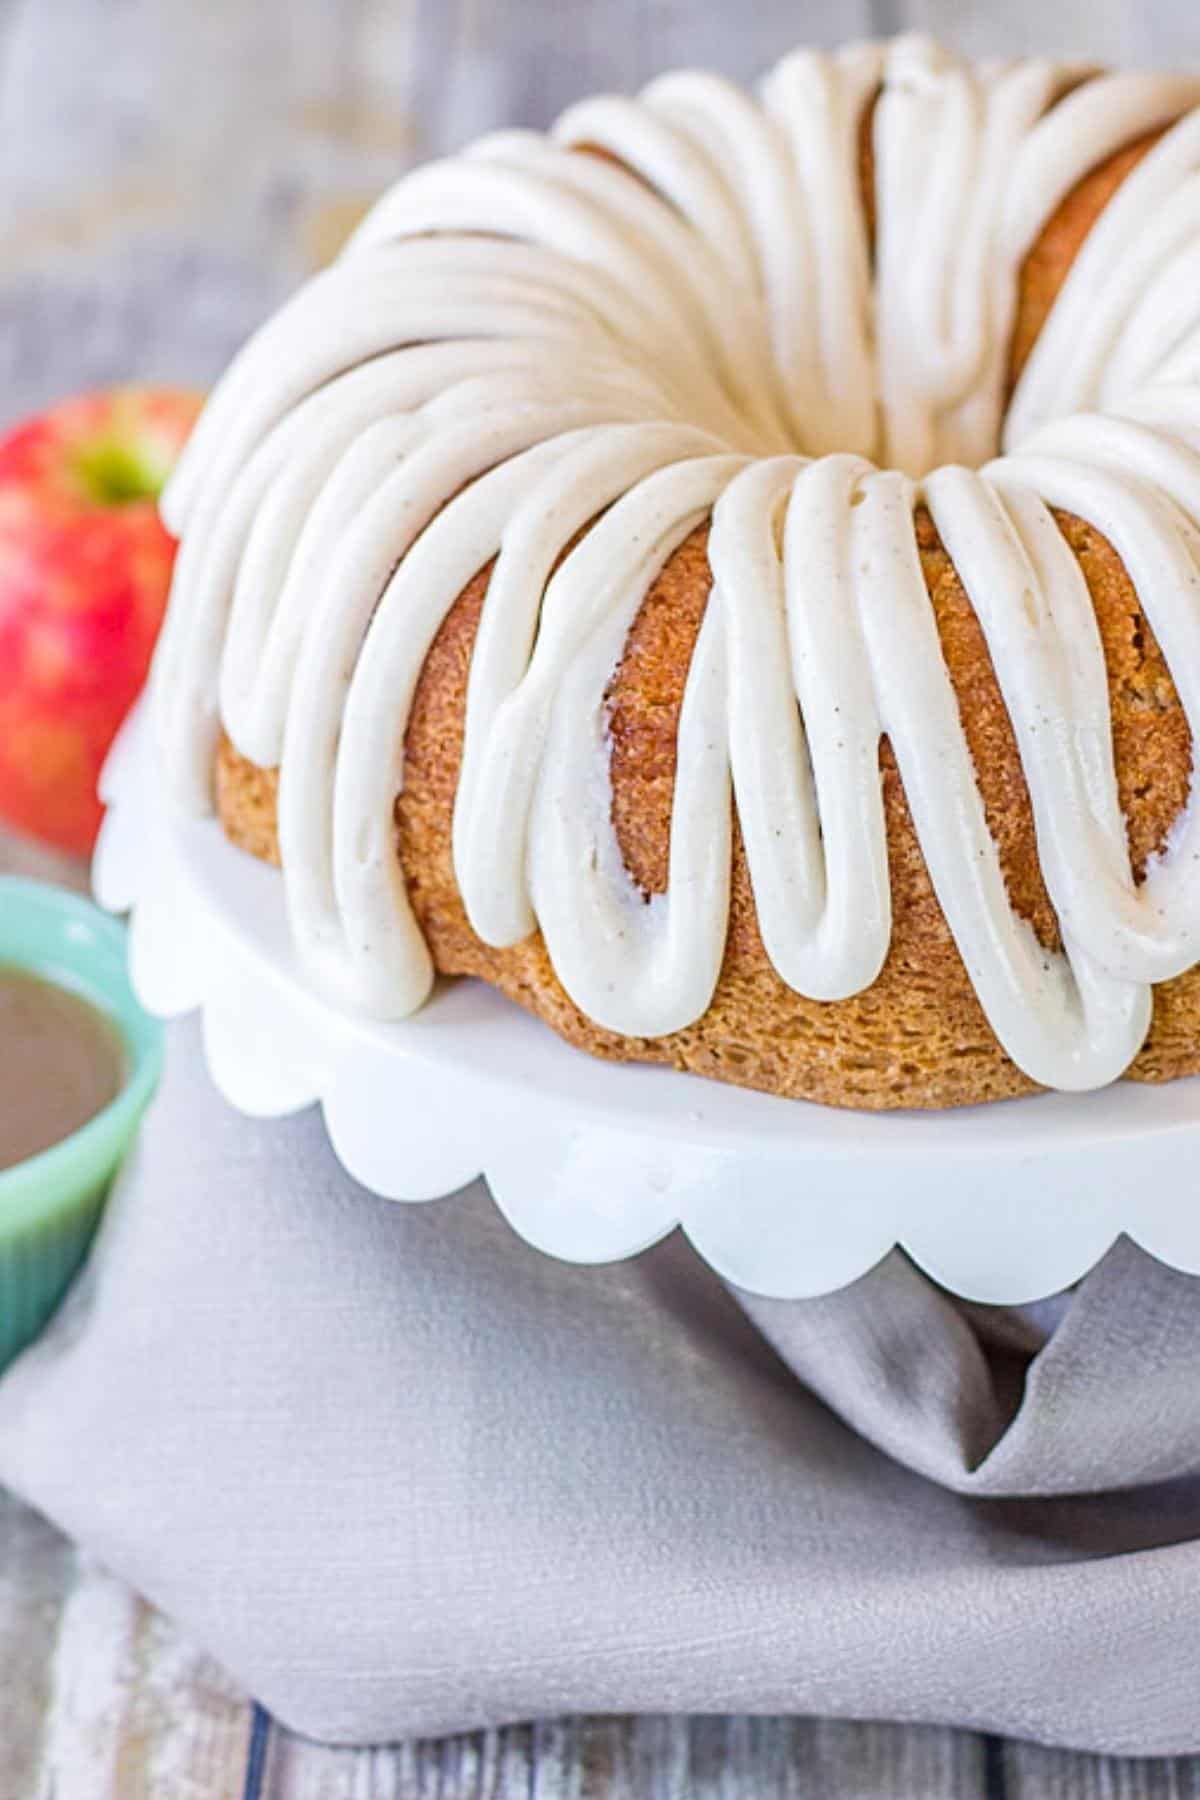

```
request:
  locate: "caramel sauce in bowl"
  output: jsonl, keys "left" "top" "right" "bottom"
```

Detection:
{"left": 0, "top": 967, "right": 126, "bottom": 1172}
{"left": 0, "top": 879, "right": 163, "bottom": 1368}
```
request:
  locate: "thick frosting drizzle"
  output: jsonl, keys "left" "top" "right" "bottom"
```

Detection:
{"left": 155, "top": 37, "right": 1200, "bottom": 1092}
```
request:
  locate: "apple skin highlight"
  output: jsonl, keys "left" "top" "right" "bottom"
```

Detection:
{"left": 0, "top": 386, "right": 203, "bottom": 855}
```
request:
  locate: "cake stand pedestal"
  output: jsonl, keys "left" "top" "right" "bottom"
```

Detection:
{"left": 93, "top": 710, "right": 1200, "bottom": 1304}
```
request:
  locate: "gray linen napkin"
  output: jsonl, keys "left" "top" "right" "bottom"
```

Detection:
{"left": 0, "top": 1014, "right": 1198, "bottom": 1754}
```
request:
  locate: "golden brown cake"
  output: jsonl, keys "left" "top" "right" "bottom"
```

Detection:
{"left": 154, "top": 40, "right": 1200, "bottom": 1109}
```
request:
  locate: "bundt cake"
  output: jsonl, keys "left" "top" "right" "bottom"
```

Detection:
{"left": 152, "top": 37, "right": 1200, "bottom": 1110}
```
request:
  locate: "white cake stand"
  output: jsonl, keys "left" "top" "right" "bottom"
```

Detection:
{"left": 93, "top": 709, "right": 1200, "bottom": 1305}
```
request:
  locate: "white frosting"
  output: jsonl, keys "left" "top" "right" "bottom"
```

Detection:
{"left": 155, "top": 36, "right": 1200, "bottom": 1093}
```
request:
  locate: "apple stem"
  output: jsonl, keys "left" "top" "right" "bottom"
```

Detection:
{"left": 73, "top": 441, "right": 165, "bottom": 508}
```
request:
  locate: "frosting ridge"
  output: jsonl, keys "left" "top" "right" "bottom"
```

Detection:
{"left": 155, "top": 36, "right": 1200, "bottom": 1092}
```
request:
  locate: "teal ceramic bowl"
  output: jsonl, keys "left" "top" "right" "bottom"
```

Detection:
{"left": 0, "top": 877, "right": 163, "bottom": 1372}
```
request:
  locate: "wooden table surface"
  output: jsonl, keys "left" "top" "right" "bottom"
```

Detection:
{"left": 3, "top": 0, "right": 1200, "bottom": 1791}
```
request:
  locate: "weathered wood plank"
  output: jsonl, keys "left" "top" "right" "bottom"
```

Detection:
{"left": 31, "top": 1557, "right": 251, "bottom": 1800}
{"left": 889, "top": 0, "right": 1196, "bottom": 64}
{"left": 643, "top": 0, "right": 878, "bottom": 77}
{"left": 258, "top": 1713, "right": 988, "bottom": 1798}
{"left": 0, "top": 1491, "right": 77, "bottom": 1795}
{"left": 0, "top": 243, "right": 288, "bottom": 431}
{"left": 1005, "top": 1739, "right": 1200, "bottom": 1798}
{"left": 874, "top": 0, "right": 1135, "bottom": 59}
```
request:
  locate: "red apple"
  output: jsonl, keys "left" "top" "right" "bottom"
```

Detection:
{"left": 0, "top": 385, "right": 203, "bottom": 856}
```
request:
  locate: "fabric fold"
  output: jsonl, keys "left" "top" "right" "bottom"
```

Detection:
{"left": 1, "top": 1016, "right": 1198, "bottom": 1753}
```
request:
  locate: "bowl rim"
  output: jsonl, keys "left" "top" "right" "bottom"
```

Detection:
{"left": 0, "top": 875, "right": 163, "bottom": 1225}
